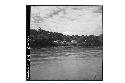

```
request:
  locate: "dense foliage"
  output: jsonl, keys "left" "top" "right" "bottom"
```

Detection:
{"left": 30, "top": 28, "right": 103, "bottom": 48}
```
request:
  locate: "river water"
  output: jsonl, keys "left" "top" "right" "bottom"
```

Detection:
{"left": 30, "top": 46, "right": 102, "bottom": 80}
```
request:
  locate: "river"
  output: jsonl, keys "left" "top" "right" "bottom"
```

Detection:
{"left": 30, "top": 46, "right": 102, "bottom": 80}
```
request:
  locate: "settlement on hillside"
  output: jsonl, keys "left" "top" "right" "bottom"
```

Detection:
{"left": 30, "top": 28, "right": 103, "bottom": 48}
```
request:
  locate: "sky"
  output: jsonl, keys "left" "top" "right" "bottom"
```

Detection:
{"left": 30, "top": 6, "right": 102, "bottom": 36}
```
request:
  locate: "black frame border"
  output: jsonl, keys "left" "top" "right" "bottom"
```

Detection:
{"left": 26, "top": 5, "right": 103, "bottom": 81}
{"left": 26, "top": 5, "right": 30, "bottom": 81}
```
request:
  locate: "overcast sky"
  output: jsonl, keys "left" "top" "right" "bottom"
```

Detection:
{"left": 30, "top": 6, "right": 102, "bottom": 36}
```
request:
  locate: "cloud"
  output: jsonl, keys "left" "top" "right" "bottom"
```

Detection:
{"left": 31, "top": 6, "right": 102, "bottom": 36}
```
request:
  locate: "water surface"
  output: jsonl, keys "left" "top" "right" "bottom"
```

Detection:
{"left": 30, "top": 46, "right": 102, "bottom": 80}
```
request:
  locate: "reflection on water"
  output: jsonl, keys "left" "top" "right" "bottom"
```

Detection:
{"left": 30, "top": 47, "right": 102, "bottom": 80}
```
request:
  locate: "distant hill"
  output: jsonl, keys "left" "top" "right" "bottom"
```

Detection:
{"left": 30, "top": 28, "right": 103, "bottom": 48}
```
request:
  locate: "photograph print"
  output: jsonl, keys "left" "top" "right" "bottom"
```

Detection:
{"left": 26, "top": 5, "right": 103, "bottom": 81}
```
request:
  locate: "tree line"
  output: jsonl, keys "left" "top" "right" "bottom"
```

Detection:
{"left": 30, "top": 28, "right": 103, "bottom": 48}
